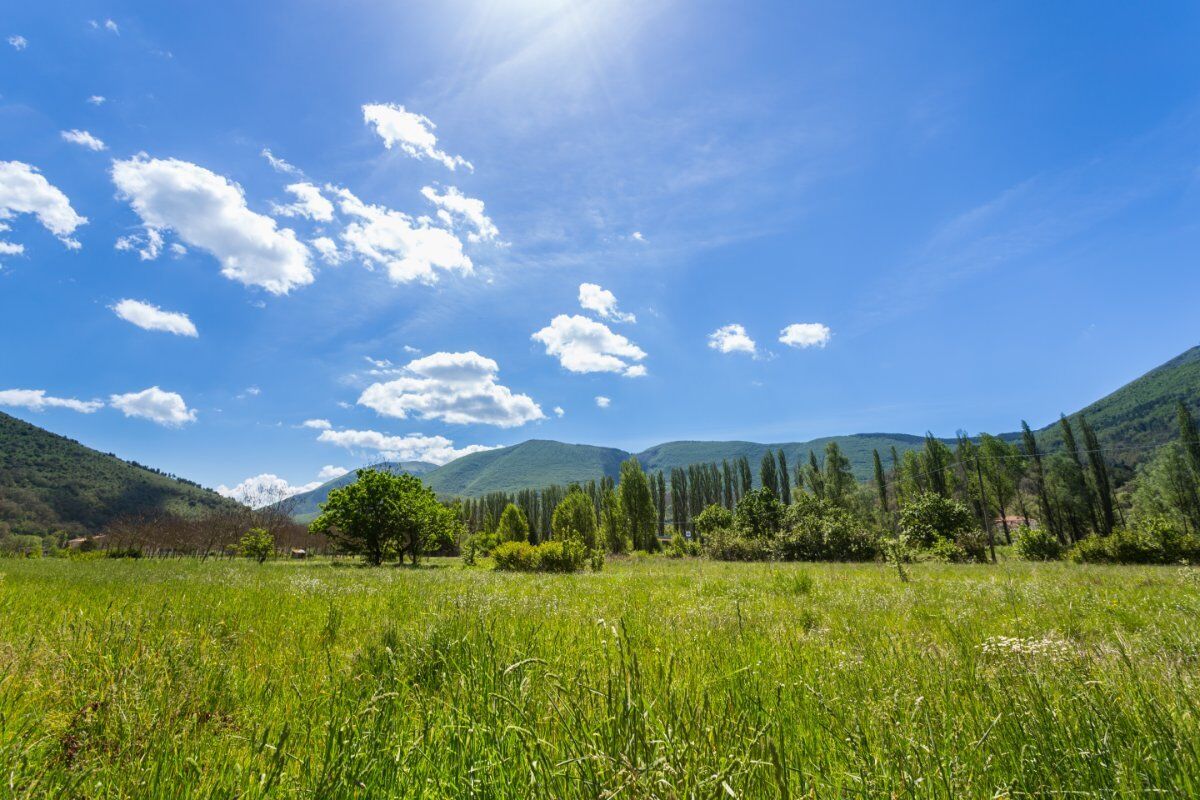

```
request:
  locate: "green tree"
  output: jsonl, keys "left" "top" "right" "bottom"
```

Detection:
{"left": 309, "top": 469, "right": 441, "bottom": 565}
{"left": 806, "top": 450, "right": 825, "bottom": 500}
{"left": 872, "top": 449, "right": 890, "bottom": 525}
{"left": 898, "top": 492, "right": 975, "bottom": 549}
{"left": 823, "top": 441, "right": 855, "bottom": 507}
{"left": 734, "top": 487, "right": 784, "bottom": 539}
{"left": 694, "top": 503, "right": 734, "bottom": 540}
{"left": 1078, "top": 416, "right": 1115, "bottom": 535}
{"left": 618, "top": 457, "right": 658, "bottom": 551}
{"left": 1178, "top": 401, "right": 1200, "bottom": 483}
{"left": 238, "top": 527, "right": 274, "bottom": 563}
{"left": 777, "top": 449, "right": 791, "bottom": 505}
{"left": 496, "top": 503, "right": 530, "bottom": 543}
{"left": 759, "top": 451, "right": 779, "bottom": 498}
{"left": 551, "top": 487, "right": 599, "bottom": 550}
{"left": 1059, "top": 415, "right": 1098, "bottom": 539}
{"left": 599, "top": 489, "right": 628, "bottom": 553}
{"left": 1022, "top": 420, "right": 1061, "bottom": 543}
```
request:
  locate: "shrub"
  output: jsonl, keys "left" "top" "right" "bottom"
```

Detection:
{"left": 1066, "top": 516, "right": 1200, "bottom": 565}
{"left": 665, "top": 530, "right": 701, "bottom": 558}
{"left": 704, "top": 528, "right": 774, "bottom": 561}
{"left": 1014, "top": 526, "right": 1063, "bottom": 561}
{"left": 734, "top": 489, "right": 784, "bottom": 539}
{"left": 492, "top": 540, "right": 539, "bottom": 571}
{"left": 777, "top": 497, "right": 879, "bottom": 561}
{"left": 492, "top": 539, "right": 586, "bottom": 573}
{"left": 898, "top": 492, "right": 975, "bottom": 549}
{"left": 694, "top": 505, "right": 734, "bottom": 540}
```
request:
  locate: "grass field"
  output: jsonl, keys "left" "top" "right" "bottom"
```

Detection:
{"left": 1, "top": 557, "right": 1199, "bottom": 798}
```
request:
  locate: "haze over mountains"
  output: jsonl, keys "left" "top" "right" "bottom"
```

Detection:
{"left": 4, "top": 345, "right": 1199, "bottom": 532}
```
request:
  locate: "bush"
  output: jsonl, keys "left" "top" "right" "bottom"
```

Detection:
{"left": 492, "top": 539, "right": 586, "bottom": 573}
{"left": 1014, "top": 526, "right": 1063, "bottom": 561}
{"left": 694, "top": 505, "right": 734, "bottom": 540}
{"left": 777, "top": 497, "right": 880, "bottom": 561}
{"left": 704, "top": 528, "right": 774, "bottom": 561}
{"left": 734, "top": 489, "right": 784, "bottom": 539}
{"left": 665, "top": 530, "right": 701, "bottom": 558}
{"left": 898, "top": 493, "right": 975, "bottom": 549}
{"left": 1068, "top": 517, "right": 1200, "bottom": 565}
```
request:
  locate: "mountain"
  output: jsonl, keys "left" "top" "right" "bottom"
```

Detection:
{"left": 287, "top": 344, "right": 1200, "bottom": 509}
{"left": 1035, "top": 345, "right": 1200, "bottom": 462}
{"left": 0, "top": 411, "right": 238, "bottom": 537}
{"left": 286, "top": 460, "right": 437, "bottom": 520}
{"left": 425, "top": 440, "right": 630, "bottom": 496}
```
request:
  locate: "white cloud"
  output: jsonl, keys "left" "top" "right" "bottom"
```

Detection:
{"left": 631, "top": 231, "right": 645, "bottom": 242}
{"left": 578, "top": 282, "right": 635, "bottom": 323}
{"left": 0, "top": 161, "right": 87, "bottom": 248}
{"left": 87, "top": 95, "right": 106, "bottom": 106}
{"left": 112, "top": 155, "right": 313, "bottom": 294}
{"left": 8, "top": 35, "right": 27, "bottom": 51}
{"left": 531, "top": 314, "right": 647, "bottom": 376}
{"left": 333, "top": 186, "right": 471, "bottom": 284}
{"left": 273, "top": 182, "right": 333, "bottom": 222}
{"left": 111, "top": 299, "right": 198, "bottom": 337}
{"left": 301, "top": 418, "right": 332, "bottom": 429}
{"left": 261, "top": 148, "right": 301, "bottom": 176}
{"left": 310, "top": 236, "right": 344, "bottom": 265}
{"left": 104, "top": 19, "right": 119, "bottom": 34}
{"left": 554, "top": 406, "right": 565, "bottom": 418}
{"left": 420, "top": 186, "right": 498, "bottom": 242}
{"left": 217, "top": 473, "right": 321, "bottom": 507}
{"left": 595, "top": 396, "right": 611, "bottom": 409}
{"left": 169, "top": 242, "right": 187, "bottom": 256}
{"left": 779, "top": 322, "right": 832, "bottom": 349}
{"left": 358, "top": 351, "right": 544, "bottom": 428}
{"left": 0, "top": 241, "right": 24, "bottom": 256}
{"left": 109, "top": 386, "right": 196, "bottom": 426}
{"left": 318, "top": 465, "right": 348, "bottom": 480}
{"left": 317, "top": 428, "right": 494, "bottom": 465}
{"left": 115, "top": 228, "right": 163, "bottom": 260}
{"left": 0, "top": 389, "right": 102, "bottom": 413}
{"left": 61, "top": 129, "right": 106, "bottom": 152}
{"left": 242, "top": 386, "right": 261, "bottom": 397}
{"left": 362, "top": 103, "right": 473, "bottom": 171}
{"left": 708, "top": 323, "right": 757, "bottom": 355}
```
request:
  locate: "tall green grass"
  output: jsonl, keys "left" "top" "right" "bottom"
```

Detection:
{"left": 1, "top": 557, "right": 1198, "bottom": 797}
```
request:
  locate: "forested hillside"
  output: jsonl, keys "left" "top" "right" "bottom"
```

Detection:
{"left": 0, "top": 411, "right": 237, "bottom": 537}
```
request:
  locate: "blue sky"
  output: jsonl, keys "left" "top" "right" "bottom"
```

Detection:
{"left": 2, "top": 1, "right": 1199, "bottom": 500}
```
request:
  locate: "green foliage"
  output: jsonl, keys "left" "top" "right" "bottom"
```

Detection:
{"left": 703, "top": 528, "right": 775, "bottom": 561}
{"left": 496, "top": 503, "right": 530, "bottom": 543}
{"left": 237, "top": 527, "right": 274, "bottom": 563}
{"left": 1014, "top": 526, "right": 1064, "bottom": 561}
{"left": 898, "top": 492, "right": 976, "bottom": 549}
{"left": 734, "top": 488, "right": 784, "bottom": 539}
{"left": 598, "top": 489, "right": 628, "bottom": 554}
{"left": 309, "top": 469, "right": 443, "bottom": 565}
{"left": 618, "top": 458, "right": 658, "bottom": 551}
{"left": 776, "top": 496, "right": 879, "bottom": 562}
{"left": 1067, "top": 517, "right": 1200, "bottom": 565}
{"left": 693, "top": 504, "right": 733, "bottom": 539}
{"left": 551, "top": 488, "right": 598, "bottom": 549}
{"left": 665, "top": 529, "right": 701, "bottom": 558}
{"left": 492, "top": 539, "right": 586, "bottom": 572}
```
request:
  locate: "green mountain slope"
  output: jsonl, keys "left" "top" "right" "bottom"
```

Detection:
{"left": 1035, "top": 345, "right": 1200, "bottom": 461}
{"left": 424, "top": 440, "right": 630, "bottom": 496}
{"left": 0, "top": 411, "right": 239, "bottom": 537}
{"left": 287, "top": 461, "right": 437, "bottom": 520}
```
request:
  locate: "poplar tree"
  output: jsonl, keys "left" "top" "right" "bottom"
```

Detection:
{"left": 618, "top": 457, "right": 658, "bottom": 551}
{"left": 737, "top": 457, "right": 753, "bottom": 496}
{"left": 1021, "top": 420, "right": 1061, "bottom": 543}
{"left": 1078, "top": 416, "right": 1115, "bottom": 535}
{"left": 1059, "top": 415, "right": 1098, "bottom": 538}
{"left": 760, "top": 451, "right": 779, "bottom": 498}
{"left": 777, "top": 449, "right": 791, "bottom": 505}
{"left": 872, "top": 449, "right": 889, "bottom": 523}
{"left": 806, "top": 450, "right": 825, "bottom": 500}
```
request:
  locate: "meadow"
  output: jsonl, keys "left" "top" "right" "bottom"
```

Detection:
{"left": 1, "top": 557, "right": 1199, "bottom": 798}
